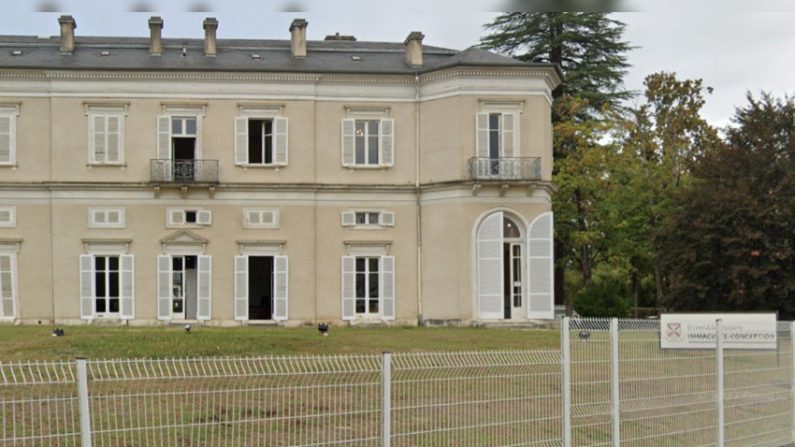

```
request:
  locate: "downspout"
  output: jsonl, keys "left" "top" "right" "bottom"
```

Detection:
{"left": 414, "top": 72, "right": 423, "bottom": 326}
{"left": 48, "top": 91, "right": 56, "bottom": 324}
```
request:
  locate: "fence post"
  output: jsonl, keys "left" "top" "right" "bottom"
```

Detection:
{"left": 716, "top": 319, "right": 724, "bottom": 447}
{"left": 382, "top": 352, "right": 392, "bottom": 447}
{"left": 561, "top": 317, "right": 572, "bottom": 447}
{"left": 791, "top": 321, "right": 795, "bottom": 444}
{"left": 76, "top": 358, "right": 92, "bottom": 447}
{"left": 610, "top": 318, "right": 620, "bottom": 447}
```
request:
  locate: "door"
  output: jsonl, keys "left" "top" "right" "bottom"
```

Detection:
{"left": 171, "top": 116, "right": 197, "bottom": 181}
{"left": 509, "top": 242, "right": 523, "bottom": 318}
{"left": 171, "top": 255, "right": 197, "bottom": 320}
{"left": 248, "top": 256, "right": 274, "bottom": 320}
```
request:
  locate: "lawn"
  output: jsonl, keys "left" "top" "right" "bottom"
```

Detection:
{"left": 0, "top": 325, "right": 560, "bottom": 361}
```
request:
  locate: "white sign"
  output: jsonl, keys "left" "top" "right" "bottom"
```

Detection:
{"left": 660, "top": 313, "right": 777, "bottom": 350}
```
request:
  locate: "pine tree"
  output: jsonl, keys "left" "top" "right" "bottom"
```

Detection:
{"left": 481, "top": 12, "right": 633, "bottom": 121}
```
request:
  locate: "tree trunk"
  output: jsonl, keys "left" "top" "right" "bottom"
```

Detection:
{"left": 653, "top": 263, "right": 664, "bottom": 306}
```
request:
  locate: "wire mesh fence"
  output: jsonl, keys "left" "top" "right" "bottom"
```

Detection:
{"left": 0, "top": 319, "right": 794, "bottom": 447}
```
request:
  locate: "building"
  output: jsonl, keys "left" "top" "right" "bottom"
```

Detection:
{"left": 0, "top": 16, "right": 561, "bottom": 326}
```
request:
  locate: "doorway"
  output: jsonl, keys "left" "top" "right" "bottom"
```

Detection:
{"left": 248, "top": 256, "right": 274, "bottom": 320}
{"left": 171, "top": 255, "right": 198, "bottom": 320}
{"left": 476, "top": 211, "right": 526, "bottom": 320}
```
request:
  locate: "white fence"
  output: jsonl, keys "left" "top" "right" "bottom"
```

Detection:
{"left": 0, "top": 318, "right": 792, "bottom": 447}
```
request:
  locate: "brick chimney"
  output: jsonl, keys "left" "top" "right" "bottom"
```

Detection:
{"left": 404, "top": 31, "right": 425, "bottom": 67}
{"left": 203, "top": 17, "right": 218, "bottom": 57}
{"left": 58, "top": 15, "right": 77, "bottom": 54}
{"left": 289, "top": 18, "right": 308, "bottom": 58}
{"left": 148, "top": 16, "right": 163, "bottom": 56}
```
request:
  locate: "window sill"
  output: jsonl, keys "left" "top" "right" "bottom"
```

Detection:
{"left": 344, "top": 165, "right": 391, "bottom": 171}
{"left": 87, "top": 163, "right": 127, "bottom": 169}
{"left": 88, "top": 225, "right": 126, "bottom": 229}
{"left": 345, "top": 225, "right": 387, "bottom": 231}
{"left": 238, "top": 164, "right": 287, "bottom": 171}
{"left": 0, "top": 164, "right": 18, "bottom": 170}
{"left": 243, "top": 225, "right": 280, "bottom": 230}
{"left": 166, "top": 224, "right": 209, "bottom": 229}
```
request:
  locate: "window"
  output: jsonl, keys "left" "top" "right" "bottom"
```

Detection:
{"left": 79, "top": 254, "right": 134, "bottom": 320}
{"left": 341, "top": 118, "right": 394, "bottom": 167}
{"left": 0, "top": 206, "right": 16, "bottom": 228}
{"left": 157, "top": 111, "right": 203, "bottom": 162}
{"left": 168, "top": 208, "right": 211, "bottom": 227}
{"left": 89, "top": 207, "right": 125, "bottom": 228}
{"left": 243, "top": 208, "right": 279, "bottom": 229}
{"left": 476, "top": 112, "right": 518, "bottom": 159}
{"left": 0, "top": 254, "right": 16, "bottom": 319}
{"left": 0, "top": 106, "right": 18, "bottom": 165}
{"left": 89, "top": 114, "right": 124, "bottom": 164}
{"left": 341, "top": 210, "right": 395, "bottom": 228}
{"left": 341, "top": 254, "right": 395, "bottom": 321}
{"left": 235, "top": 116, "right": 288, "bottom": 166}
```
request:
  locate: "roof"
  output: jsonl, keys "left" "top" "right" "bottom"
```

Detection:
{"left": 0, "top": 35, "right": 562, "bottom": 80}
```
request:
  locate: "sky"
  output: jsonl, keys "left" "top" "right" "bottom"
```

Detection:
{"left": 0, "top": 2, "right": 793, "bottom": 128}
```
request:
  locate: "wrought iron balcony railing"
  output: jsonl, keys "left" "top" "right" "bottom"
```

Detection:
{"left": 467, "top": 157, "right": 542, "bottom": 181}
{"left": 150, "top": 159, "right": 219, "bottom": 183}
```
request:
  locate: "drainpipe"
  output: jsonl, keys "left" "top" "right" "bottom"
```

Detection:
{"left": 414, "top": 72, "right": 423, "bottom": 326}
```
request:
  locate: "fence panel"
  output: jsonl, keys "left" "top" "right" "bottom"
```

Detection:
{"left": 0, "top": 361, "right": 80, "bottom": 447}
{"left": 390, "top": 350, "right": 562, "bottom": 447}
{"left": 569, "top": 318, "right": 613, "bottom": 447}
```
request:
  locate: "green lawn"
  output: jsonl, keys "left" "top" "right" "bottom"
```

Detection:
{"left": 0, "top": 325, "right": 560, "bottom": 361}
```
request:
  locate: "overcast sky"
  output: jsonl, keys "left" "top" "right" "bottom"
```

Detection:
{"left": 0, "top": 3, "right": 793, "bottom": 128}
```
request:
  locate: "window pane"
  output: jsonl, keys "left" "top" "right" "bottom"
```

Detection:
{"left": 355, "top": 212, "right": 366, "bottom": 225}
{"left": 356, "top": 273, "right": 366, "bottom": 298}
{"left": 355, "top": 258, "right": 366, "bottom": 272}
{"left": 489, "top": 113, "right": 501, "bottom": 159}
{"left": 355, "top": 122, "right": 366, "bottom": 165}
{"left": 368, "top": 258, "right": 379, "bottom": 272}
{"left": 95, "top": 256, "right": 105, "bottom": 271}
{"left": 369, "top": 299, "right": 379, "bottom": 313}
{"left": 503, "top": 218, "right": 521, "bottom": 238}
{"left": 264, "top": 135, "right": 273, "bottom": 164}
{"left": 95, "top": 298, "right": 106, "bottom": 313}
{"left": 356, "top": 299, "right": 365, "bottom": 313}
{"left": 248, "top": 119, "right": 263, "bottom": 164}
{"left": 185, "top": 211, "right": 197, "bottom": 223}
{"left": 369, "top": 273, "right": 379, "bottom": 298}
{"left": 109, "top": 272, "right": 119, "bottom": 297}
{"left": 186, "top": 119, "right": 197, "bottom": 135}
{"left": 172, "top": 256, "right": 182, "bottom": 270}
{"left": 171, "top": 119, "right": 182, "bottom": 135}
{"left": 108, "top": 256, "right": 119, "bottom": 271}
{"left": 368, "top": 213, "right": 379, "bottom": 224}
{"left": 95, "top": 271, "right": 106, "bottom": 297}
{"left": 109, "top": 299, "right": 120, "bottom": 313}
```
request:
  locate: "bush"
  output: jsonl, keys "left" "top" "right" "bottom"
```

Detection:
{"left": 572, "top": 270, "right": 631, "bottom": 318}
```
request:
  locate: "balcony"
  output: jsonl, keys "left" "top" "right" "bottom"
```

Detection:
{"left": 467, "top": 157, "right": 542, "bottom": 181}
{"left": 150, "top": 159, "right": 219, "bottom": 184}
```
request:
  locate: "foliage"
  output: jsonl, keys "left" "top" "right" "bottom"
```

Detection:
{"left": 659, "top": 94, "right": 795, "bottom": 318}
{"left": 572, "top": 268, "right": 631, "bottom": 318}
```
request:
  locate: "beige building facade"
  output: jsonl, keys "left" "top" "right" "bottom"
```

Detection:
{"left": 0, "top": 16, "right": 561, "bottom": 326}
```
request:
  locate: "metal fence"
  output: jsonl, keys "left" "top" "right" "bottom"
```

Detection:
{"left": 0, "top": 319, "right": 793, "bottom": 447}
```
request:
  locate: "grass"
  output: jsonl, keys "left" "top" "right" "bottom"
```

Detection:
{"left": 0, "top": 325, "right": 561, "bottom": 361}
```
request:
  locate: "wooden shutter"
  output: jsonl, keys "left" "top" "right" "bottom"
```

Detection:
{"left": 341, "top": 211, "right": 356, "bottom": 227}
{"left": 341, "top": 256, "right": 355, "bottom": 320}
{"left": 476, "top": 211, "right": 503, "bottom": 319}
{"left": 119, "top": 255, "right": 134, "bottom": 320}
{"left": 273, "top": 117, "right": 288, "bottom": 166}
{"left": 341, "top": 119, "right": 355, "bottom": 167}
{"left": 380, "top": 256, "right": 395, "bottom": 321}
{"left": 197, "top": 255, "right": 212, "bottom": 320}
{"left": 92, "top": 115, "right": 106, "bottom": 163}
{"left": 528, "top": 212, "right": 554, "bottom": 319}
{"left": 273, "top": 255, "right": 288, "bottom": 321}
{"left": 234, "top": 256, "right": 248, "bottom": 321}
{"left": 157, "top": 115, "right": 172, "bottom": 181}
{"left": 0, "top": 254, "right": 14, "bottom": 318}
{"left": 79, "top": 255, "right": 94, "bottom": 320}
{"left": 502, "top": 113, "right": 518, "bottom": 157}
{"left": 380, "top": 119, "right": 394, "bottom": 167}
{"left": 197, "top": 210, "right": 212, "bottom": 226}
{"left": 157, "top": 255, "right": 171, "bottom": 320}
{"left": 476, "top": 113, "right": 489, "bottom": 158}
{"left": 379, "top": 211, "right": 395, "bottom": 227}
{"left": 107, "top": 115, "right": 121, "bottom": 163}
{"left": 234, "top": 117, "right": 248, "bottom": 165}
{"left": 0, "top": 115, "right": 12, "bottom": 163}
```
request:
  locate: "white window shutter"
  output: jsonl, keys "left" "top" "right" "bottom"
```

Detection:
{"left": 380, "top": 119, "right": 394, "bottom": 167}
{"left": 273, "top": 117, "right": 288, "bottom": 166}
{"left": 476, "top": 113, "right": 489, "bottom": 158}
{"left": 79, "top": 255, "right": 94, "bottom": 320}
{"left": 93, "top": 115, "right": 106, "bottom": 163}
{"left": 380, "top": 211, "right": 395, "bottom": 227}
{"left": 0, "top": 255, "right": 15, "bottom": 318}
{"left": 527, "top": 212, "right": 554, "bottom": 320}
{"left": 119, "top": 255, "right": 134, "bottom": 320}
{"left": 234, "top": 256, "right": 248, "bottom": 321}
{"left": 273, "top": 255, "right": 289, "bottom": 321}
{"left": 157, "top": 115, "right": 171, "bottom": 159}
{"left": 341, "top": 256, "right": 355, "bottom": 320}
{"left": 502, "top": 113, "right": 516, "bottom": 157}
{"left": 341, "top": 119, "right": 355, "bottom": 167}
{"left": 0, "top": 115, "right": 12, "bottom": 163}
{"left": 197, "top": 255, "right": 212, "bottom": 320}
{"left": 341, "top": 211, "right": 356, "bottom": 227}
{"left": 197, "top": 210, "right": 212, "bottom": 225}
{"left": 169, "top": 209, "right": 184, "bottom": 226}
{"left": 157, "top": 255, "right": 171, "bottom": 320}
{"left": 107, "top": 115, "right": 122, "bottom": 163}
{"left": 234, "top": 117, "right": 248, "bottom": 165}
{"left": 476, "top": 211, "right": 504, "bottom": 319}
{"left": 380, "top": 256, "right": 395, "bottom": 321}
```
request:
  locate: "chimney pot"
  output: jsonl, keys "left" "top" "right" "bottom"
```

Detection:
{"left": 148, "top": 16, "right": 163, "bottom": 56}
{"left": 203, "top": 17, "right": 218, "bottom": 57}
{"left": 289, "top": 18, "right": 308, "bottom": 58}
{"left": 58, "top": 15, "right": 77, "bottom": 54}
{"left": 404, "top": 31, "right": 425, "bottom": 67}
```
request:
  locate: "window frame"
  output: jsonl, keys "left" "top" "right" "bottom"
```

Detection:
{"left": 354, "top": 119, "right": 381, "bottom": 166}
{"left": 243, "top": 208, "right": 280, "bottom": 229}
{"left": 234, "top": 107, "right": 289, "bottom": 168}
{"left": 89, "top": 207, "right": 126, "bottom": 229}
{"left": 93, "top": 254, "right": 122, "bottom": 318}
{"left": 0, "top": 105, "right": 19, "bottom": 166}
{"left": 354, "top": 256, "right": 381, "bottom": 317}
{"left": 0, "top": 252, "right": 17, "bottom": 320}
{"left": 88, "top": 112, "right": 125, "bottom": 165}
{"left": 0, "top": 206, "right": 16, "bottom": 228}
{"left": 341, "top": 210, "right": 396, "bottom": 229}
{"left": 167, "top": 208, "right": 212, "bottom": 228}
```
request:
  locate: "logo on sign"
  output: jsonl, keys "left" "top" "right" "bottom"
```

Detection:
{"left": 665, "top": 322, "right": 683, "bottom": 342}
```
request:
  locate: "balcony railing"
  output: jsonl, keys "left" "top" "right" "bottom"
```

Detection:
{"left": 150, "top": 159, "right": 219, "bottom": 183}
{"left": 467, "top": 157, "right": 542, "bottom": 181}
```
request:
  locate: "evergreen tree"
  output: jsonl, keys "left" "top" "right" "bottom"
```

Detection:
{"left": 481, "top": 12, "right": 633, "bottom": 122}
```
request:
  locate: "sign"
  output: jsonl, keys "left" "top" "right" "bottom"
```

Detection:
{"left": 660, "top": 313, "right": 777, "bottom": 350}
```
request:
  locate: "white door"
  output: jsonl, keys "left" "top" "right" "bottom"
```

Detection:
{"left": 509, "top": 242, "right": 523, "bottom": 318}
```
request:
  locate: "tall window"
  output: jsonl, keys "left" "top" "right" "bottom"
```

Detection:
{"left": 341, "top": 118, "right": 394, "bottom": 168}
{"left": 355, "top": 257, "right": 380, "bottom": 315}
{"left": 94, "top": 255, "right": 120, "bottom": 315}
{"left": 248, "top": 119, "right": 273, "bottom": 164}
{"left": 355, "top": 120, "right": 380, "bottom": 165}
{"left": 0, "top": 108, "right": 17, "bottom": 165}
{"left": 0, "top": 254, "right": 15, "bottom": 318}
{"left": 89, "top": 114, "right": 123, "bottom": 164}
{"left": 476, "top": 111, "right": 517, "bottom": 159}
{"left": 234, "top": 116, "right": 288, "bottom": 166}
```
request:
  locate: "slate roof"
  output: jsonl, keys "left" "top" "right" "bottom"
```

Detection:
{"left": 0, "top": 35, "right": 561, "bottom": 78}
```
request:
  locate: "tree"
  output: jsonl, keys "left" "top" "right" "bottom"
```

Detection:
{"left": 659, "top": 94, "right": 795, "bottom": 317}
{"left": 481, "top": 12, "right": 633, "bottom": 122}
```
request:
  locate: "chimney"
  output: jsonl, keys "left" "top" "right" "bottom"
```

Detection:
{"left": 203, "top": 17, "right": 218, "bottom": 57}
{"left": 148, "top": 16, "right": 163, "bottom": 56}
{"left": 58, "top": 15, "right": 77, "bottom": 54}
{"left": 289, "top": 18, "right": 308, "bottom": 58}
{"left": 404, "top": 31, "right": 425, "bottom": 67}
